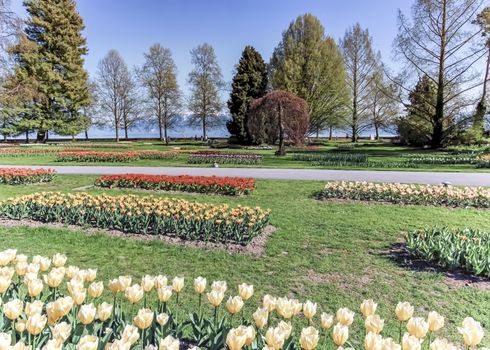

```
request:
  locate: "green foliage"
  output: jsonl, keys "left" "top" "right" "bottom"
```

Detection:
{"left": 227, "top": 46, "right": 268, "bottom": 144}
{"left": 406, "top": 227, "right": 490, "bottom": 277}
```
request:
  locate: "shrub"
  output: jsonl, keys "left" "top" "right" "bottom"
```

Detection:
{"left": 316, "top": 181, "right": 490, "bottom": 208}
{"left": 406, "top": 227, "right": 490, "bottom": 277}
{"left": 0, "top": 249, "right": 484, "bottom": 350}
{"left": 0, "top": 192, "right": 270, "bottom": 244}
{"left": 188, "top": 153, "right": 263, "bottom": 165}
{"left": 94, "top": 174, "right": 256, "bottom": 196}
{"left": 0, "top": 168, "right": 55, "bottom": 185}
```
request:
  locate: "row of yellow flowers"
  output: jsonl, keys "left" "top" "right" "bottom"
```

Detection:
{"left": 0, "top": 249, "right": 486, "bottom": 350}
{"left": 0, "top": 192, "right": 270, "bottom": 244}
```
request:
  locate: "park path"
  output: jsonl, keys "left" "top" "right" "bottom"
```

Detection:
{"left": 1, "top": 164, "right": 490, "bottom": 186}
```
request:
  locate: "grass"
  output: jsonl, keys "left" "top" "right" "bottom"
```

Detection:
{"left": 0, "top": 175, "right": 488, "bottom": 346}
{"left": 0, "top": 140, "right": 489, "bottom": 172}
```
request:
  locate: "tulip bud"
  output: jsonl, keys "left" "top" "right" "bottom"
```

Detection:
{"left": 276, "top": 297, "right": 295, "bottom": 319}
{"left": 27, "top": 278, "right": 43, "bottom": 297}
{"left": 15, "top": 319, "right": 26, "bottom": 333}
{"left": 211, "top": 280, "right": 227, "bottom": 293}
{"left": 0, "top": 276, "right": 11, "bottom": 293}
{"left": 365, "top": 332, "right": 382, "bottom": 350}
{"left": 429, "top": 338, "right": 457, "bottom": 350}
{"left": 121, "top": 325, "right": 139, "bottom": 345}
{"left": 402, "top": 333, "right": 421, "bottom": 350}
{"left": 46, "top": 268, "right": 65, "bottom": 288}
{"left": 382, "top": 338, "right": 401, "bottom": 350}
{"left": 154, "top": 275, "right": 167, "bottom": 289}
{"left": 42, "top": 339, "right": 63, "bottom": 350}
{"left": 84, "top": 269, "right": 97, "bottom": 283}
{"left": 265, "top": 326, "right": 286, "bottom": 350}
{"left": 194, "top": 276, "right": 206, "bottom": 294}
{"left": 25, "top": 300, "right": 44, "bottom": 317}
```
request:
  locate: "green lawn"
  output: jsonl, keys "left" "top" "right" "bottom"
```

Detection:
{"left": 0, "top": 140, "right": 488, "bottom": 172}
{"left": 0, "top": 175, "right": 488, "bottom": 347}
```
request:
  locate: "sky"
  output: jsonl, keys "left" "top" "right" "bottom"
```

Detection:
{"left": 11, "top": 0, "right": 413, "bottom": 94}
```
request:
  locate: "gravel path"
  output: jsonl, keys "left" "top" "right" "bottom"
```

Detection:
{"left": 1, "top": 164, "right": 489, "bottom": 186}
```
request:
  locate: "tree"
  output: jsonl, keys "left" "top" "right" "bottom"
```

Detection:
{"left": 8, "top": 0, "right": 90, "bottom": 142}
{"left": 340, "top": 23, "right": 378, "bottom": 142}
{"left": 247, "top": 90, "right": 309, "bottom": 156}
{"left": 187, "top": 43, "right": 224, "bottom": 140}
{"left": 397, "top": 75, "right": 438, "bottom": 146}
{"left": 394, "top": 0, "right": 486, "bottom": 148}
{"left": 227, "top": 46, "right": 267, "bottom": 144}
{"left": 138, "top": 44, "right": 182, "bottom": 144}
{"left": 368, "top": 70, "right": 400, "bottom": 139}
{"left": 270, "top": 14, "right": 349, "bottom": 137}
{"left": 0, "top": 0, "right": 20, "bottom": 73}
{"left": 96, "top": 50, "right": 139, "bottom": 141}
{"left": 473, "top": 6, "right": 490, "bottom": 133}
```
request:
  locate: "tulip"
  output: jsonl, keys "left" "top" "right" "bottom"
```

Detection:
{"left": 303, "top": 300, "right": 317, "bottom": 321}
{"left": 278, "top": 321, "right": 293, "bottom": 339}
{"left": 78, "top": 303, "right": 96, "bottom": 325}
{"left": 365, "top": 332, "right": 383, "bottom": 350}
{"left": 157, "top": 286, "right": 173, "bottom": 303}
{"left": 45, "top": 268, "right": 64, "bottom": 288}
{"left": 0, "top": 276, "right": 11, "bottom": 294}
{"left": 26, "top": 313, "right": 47, "bottom": 335}
{"left": 141, "top": 275, "right": 155, "bottom": 292}
{"left": 52, "top": 322, "right": 71, "bottom": 343}
{"left": 25, "top": 300, "right": 44, "bottom": 317}
{"left": 0, "top": 333, "right": 10, "bottom": 350}
{"left": 300, "top": 326, "right": 319, "bottom": 350}
{"left": 427, "top": 311, "right": 444, "bottom": 332}
{"left": 458, "top": 317, "right": 484, "bottom": 347}
{"left": 26, "top": 263, "right": 40, "bottom": 275}
{"left": 84, "top": 269, "right": 97, "bottom": 283}
{"left": 52, "top": 253, "right": 67, "bottom": 267}
{"left": 402, "top": 333, "right": 421, "bottom": 350}
{"left": 125, "top": 284, "right": 144, "bottom": 304}
{"left": 156, "top": 313, "right": 169, "bottom": 327}
{"left": 65, "top": 266, "right": 80, "bottom": 280}
{"left": 361, "top": 299, "right": 378, "bottom": 318}
{"left": 71, "top": 289, "right": 86, "bottom": 306}
{"left": 226, "top": 296, "right": 244, "bottom": 315}
{"left": 159, "top": 335, "right": 179, "bottom": 350}
{"left": 118, "top": 276, "right": 132, "bottom": 291}
{"left": 108, "top": 278, "right": 121, "bottom": 294}
{"left": 332, "top": 323, "right": 349, "bottom": 346}
{"left": 253, "top": 307, "right": 268, "bottom": 329}
{"left": 15, "top": 262, "right": 28, "bottom": 276}
{"left": 407, "top": 317, "right": 429, "bottom": 339}
{"left": 171, "top": 276, "right": 184, "bottom": 293}
{"left": 15, "top": 319, "right": 26, "bottom": 333}
{"left": 365, "top": 314, "right": 385, "bottom": 334}
{"left": 3, "top": 299, "right": 23, "bottom": 320}
{"left": 207, "top": 290, "right": 225, "bottom": 307}
{"left": 12, "top": 341, "right": 30, "bottom": 350}
{"left": 244, "top": 325, "right": 256, "bottom": 346}
{"left": 121, "top": 325, "right": 140, "bottom": 345}
{"left": 211, "top": 280, "right": 227, "bottom": 293}
{"left": 76, "top": 335, "right": 98, "bottom": 350}
{"left": 336, "top": 307, "right": 355, "bottom": 326}
{"left": 430, "top": 338, "right": 457, "bottom": 350}
{"left": 194, "top": 276, "right": 207, "bottom": 294}
{"left": 42, "top": 339, "right": 63, "bottom": 350}
{"left": 154, "top": 275, "right": 167, "bottom": 289}
{"left": 38, "top": 257, "right": 51, "bottom": 272}
{"left": 276, "top": 297, "right": 295, "bottom": 319}
{"left": 396, "top": 302, "right": 414, "bottom": 322}
{"left": 53, "top": 296, "right": 74, "bottom": 318}
{"left": 27, "top": 278, "right": 43, "bottom": 297}
{"left": 133, "top": 308, "right": 154, "bottom": 330}
{"left": 15, "top": 254, "right": 27, "bottom": 263}
{"left": 265, "top": 327, "right": 286, "bottom": 350}
{"left": 263, "top": 294, "right": 276, "bottom": 312}
{"left": 88, "top": 281, "right": 104, "bottom": 298}
{"left": 226, "top": 327, "right": 248, "bottom": 350}
{"left": 238, "top": 283, "right": 253, "bottom": 300}
{"left": 97, "top": 302, "right": 113, "bottom": 321}
{"left": 382, "top": 338, "right": 401, "bottom": 350}
{"left": 320, "top": 313, "right": 334, "bottom": 329}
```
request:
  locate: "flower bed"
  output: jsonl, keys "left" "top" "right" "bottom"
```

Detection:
{"left": 0, "top": 192, "right": 270, "bottom": 243}
{"left": 0, "top": 148, "right": 59, "bottom": 157}
{"left": 94, "top": 174, "right": 256, "bottom": 196}
{"left": 402, "top": 154, "right": 476, "bottom": 165}
{"left": 292, "top": 153, "right": 369, "bottom": 166}
{"left": 0, "top": 168, "right": 56, "bottom": 185}
{"left": 0, "top": 249, "right": 484, "bottom": 350}
{"left": 55, "top": 151, "right": 178, "bottom": 163}
{"left": 188, "top": 153, "right": 263, "bottom": 165}
{"left": 406, "top": 227, "right": 490, "bottom": 277}
{"left": 316, "top": 181, "right": 490, "bottom": 208}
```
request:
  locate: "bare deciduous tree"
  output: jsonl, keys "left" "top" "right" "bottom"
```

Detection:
{"left": 138, "top": 44, "right": 181, "bottom": 144}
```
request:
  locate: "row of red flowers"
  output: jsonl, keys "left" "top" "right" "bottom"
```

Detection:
{"left": 56, "top": 150, "right": 178, "bottom": 162}
{"left": 0, "top": 167, "right": 56, "bottom": 185}
{"left": 94, "top": 173, "right": 256, "bottom": 195}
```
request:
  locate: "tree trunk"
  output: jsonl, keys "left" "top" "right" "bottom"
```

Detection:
{"left": 158, "top": 117, "right": 163, "bottom": 142}
{"left": 474, "top": 48, "right": 490, "bottom": 132}
{"left": 124, "top": 123, "right": 128, "bottom": 140}
{"left": 375, "top": 124, "right": 380, "bottom": 140}
{"left": 329, "top": 126, "right": 333, "bottom": 141}
{"left": 115, "top": 126, "right": 119, "bottom": 142}
{"left": 26, "top": 131, "right": 29, "bottom": 144}
{"left": 85, "top": 129, "right": 89, "bottom": 141}
{"left": 316, "top": 129, "right": 319, "bottom": 139}
{"left": 164, "top": 122, "right": 169, "bottom": 146}
{"left": 202, "top": 116, "right": 207, "bottom": 141}
{"left": 276, "top": 102, "right": 286, "bottom": 156}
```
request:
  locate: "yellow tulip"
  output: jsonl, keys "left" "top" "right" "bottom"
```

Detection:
{"left": 11, "top": 341, "right": 30, "bottom": 350}
{"left": 78, "top": 304, "right": 96, "bottom": 325}
{"left": 125, "top": 284, "right": 144, "bottom": 304}
{"left": 457, "top": 317, "right": 484, "bottom": 347}
{"left": 71, "top": 289, "right": 86, "bottom": 306}
{"left": 25, "top": 300, "right": 44, "bottom": 317}
{"left": 303, "top": 300, "right": 317, "bottom": 320}
{"left": 118, "top": 276, "right": 132, "bottom": 292}
{"left": 65, "top": 266, "right": 80, "bottom": 280}
{"left": 121, "top": 325, "right": 139, "bottom": 345}
{"left": 332, "top": 323, "right": 349, "bottom": 346}
{"left": 42, "top": 339, "right": 63, "bottom": 350}
{"left": 141, "top": 275, "right": 155, "bottom": 293}
{"left": 361, "top": 299, "right": 378, "bottom": 318}
{"left": 320, "top": 313, "right": 334, "bottom": 330}
{"left": 26, "top": 313, "right": 47, "bottom": 335}
{"left": 226, "top": 296, "right": 244, "bottom": 315}
{"left": 429, "top": 338, "right": 457, "bottom": 350}
{"left": 207, "top": 290, "right": 224, "bottom": 307}
{"left": 265, "top": 326, "right": 286, "bottom": 350}
{"left": 276, "top": 297, "right": 295, "bottom": 319}
{"left": 52, "top": 322, "right": 71, "bottom": 343}
{"left": 238, "top": 283, "right": 253, "bottom": 300}
{"left": 156, "top": 313, "right": 169, "bottom": 327}
{"left": 158, "top": 335, "right": 179, "bottom": 350}
{"left": 88, "top": 281, "right": 104, "bottom": 298}
{"left": 133, "top": 308, "right": 154, "bottom": 330}
{"left": 427, "top": 311, "right": 444, "bottom": 332}
{"left": 15, "top": 319, "right": 26, "bottom": 333}
{"left": 27, "top": 278, "right": 43, "bottom": 297}
{"left": 300, "top": 326, "right": 319, "bottom": 350}
{"left": 365, "top": 332, "right": 383, "bottom": 350}
{"left": 263, "top": 294, "right": 276, "bottom": 312}
{"left": 336, "top": 307, "right": 355, "bottom": 326}
{"left": 3, "top": 299, "right": 23, "bottom": 320}
{"left": 171, "top": 276, "right": 184, "bottom": 293}
{"left": 194, "top": 276, "right": 206, "bottom": 294}
{"left": 108, "top": 279, "right": 121, "bottom": 294}
{"left": 157, "top": 286, "right": 173, "bottom": 302}
{"left": 45, "top": 268, "right": 65, "bottom": 288}
{"left": 15, "top": 262, "right": 28, "bottom": 276}
{"left": 84, "top": 269, "right": 97, "bottom": 283}
{"left": 97, "top": 302, "right": 113, "bottom": 321}
{"left": 53, "top": 296, "right": 74, "bottom": 318}
{"left": 226, "top": 326, "right": 248, "bottom": 350}
{"left": 396, "top": 302, "right": 414, "bottom": 322}
{"left": 76, "top": 335, "right": 98, "bottom": 350}
{"left": 277, "top": 321, "right": 293, "bottom": 339}
{"left": 211, "top": 280, "right": 227, "bottom": 293}
{"left": 38, "top": 257, "right": 51, "bottom": 272}
{"left": 382, "top": 338, "right": 401, "bottom": 350}
{"left": 52, "top": 253, "right": 67, "bottom": 267}
{"left": 407, "top": 317, "right": 429, "bottom": 339}
{"left": 0, "top": 333, "right": 10, "bottom": 350}
{"left": 365, "top": 314, "right": 385, "bottom": 334}
{"left": 154, "top": 275, "right": 168, "bottom": 289}
{"left": 252, "top": 307, "right": 268, "bottom": 329}
{"left": 244, "top": 325, "right": 256, "bottom": 346}
{"left": 402, "top": 333, "right": 421, "bottom": 350}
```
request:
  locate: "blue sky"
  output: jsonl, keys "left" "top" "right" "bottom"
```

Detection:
{"left": 11, "top": 0, "right": 412, "bottom": 94}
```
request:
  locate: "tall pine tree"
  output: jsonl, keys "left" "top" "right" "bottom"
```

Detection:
{"left": 227, "top": 46, "right": 267, "bottom": 144}
{"left": 10, "top": 0, "right": 89, "bottom": 141}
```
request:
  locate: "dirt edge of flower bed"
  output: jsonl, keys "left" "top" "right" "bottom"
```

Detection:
{"left": 0, "top": 218, "right": 276, "bottom": 256}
